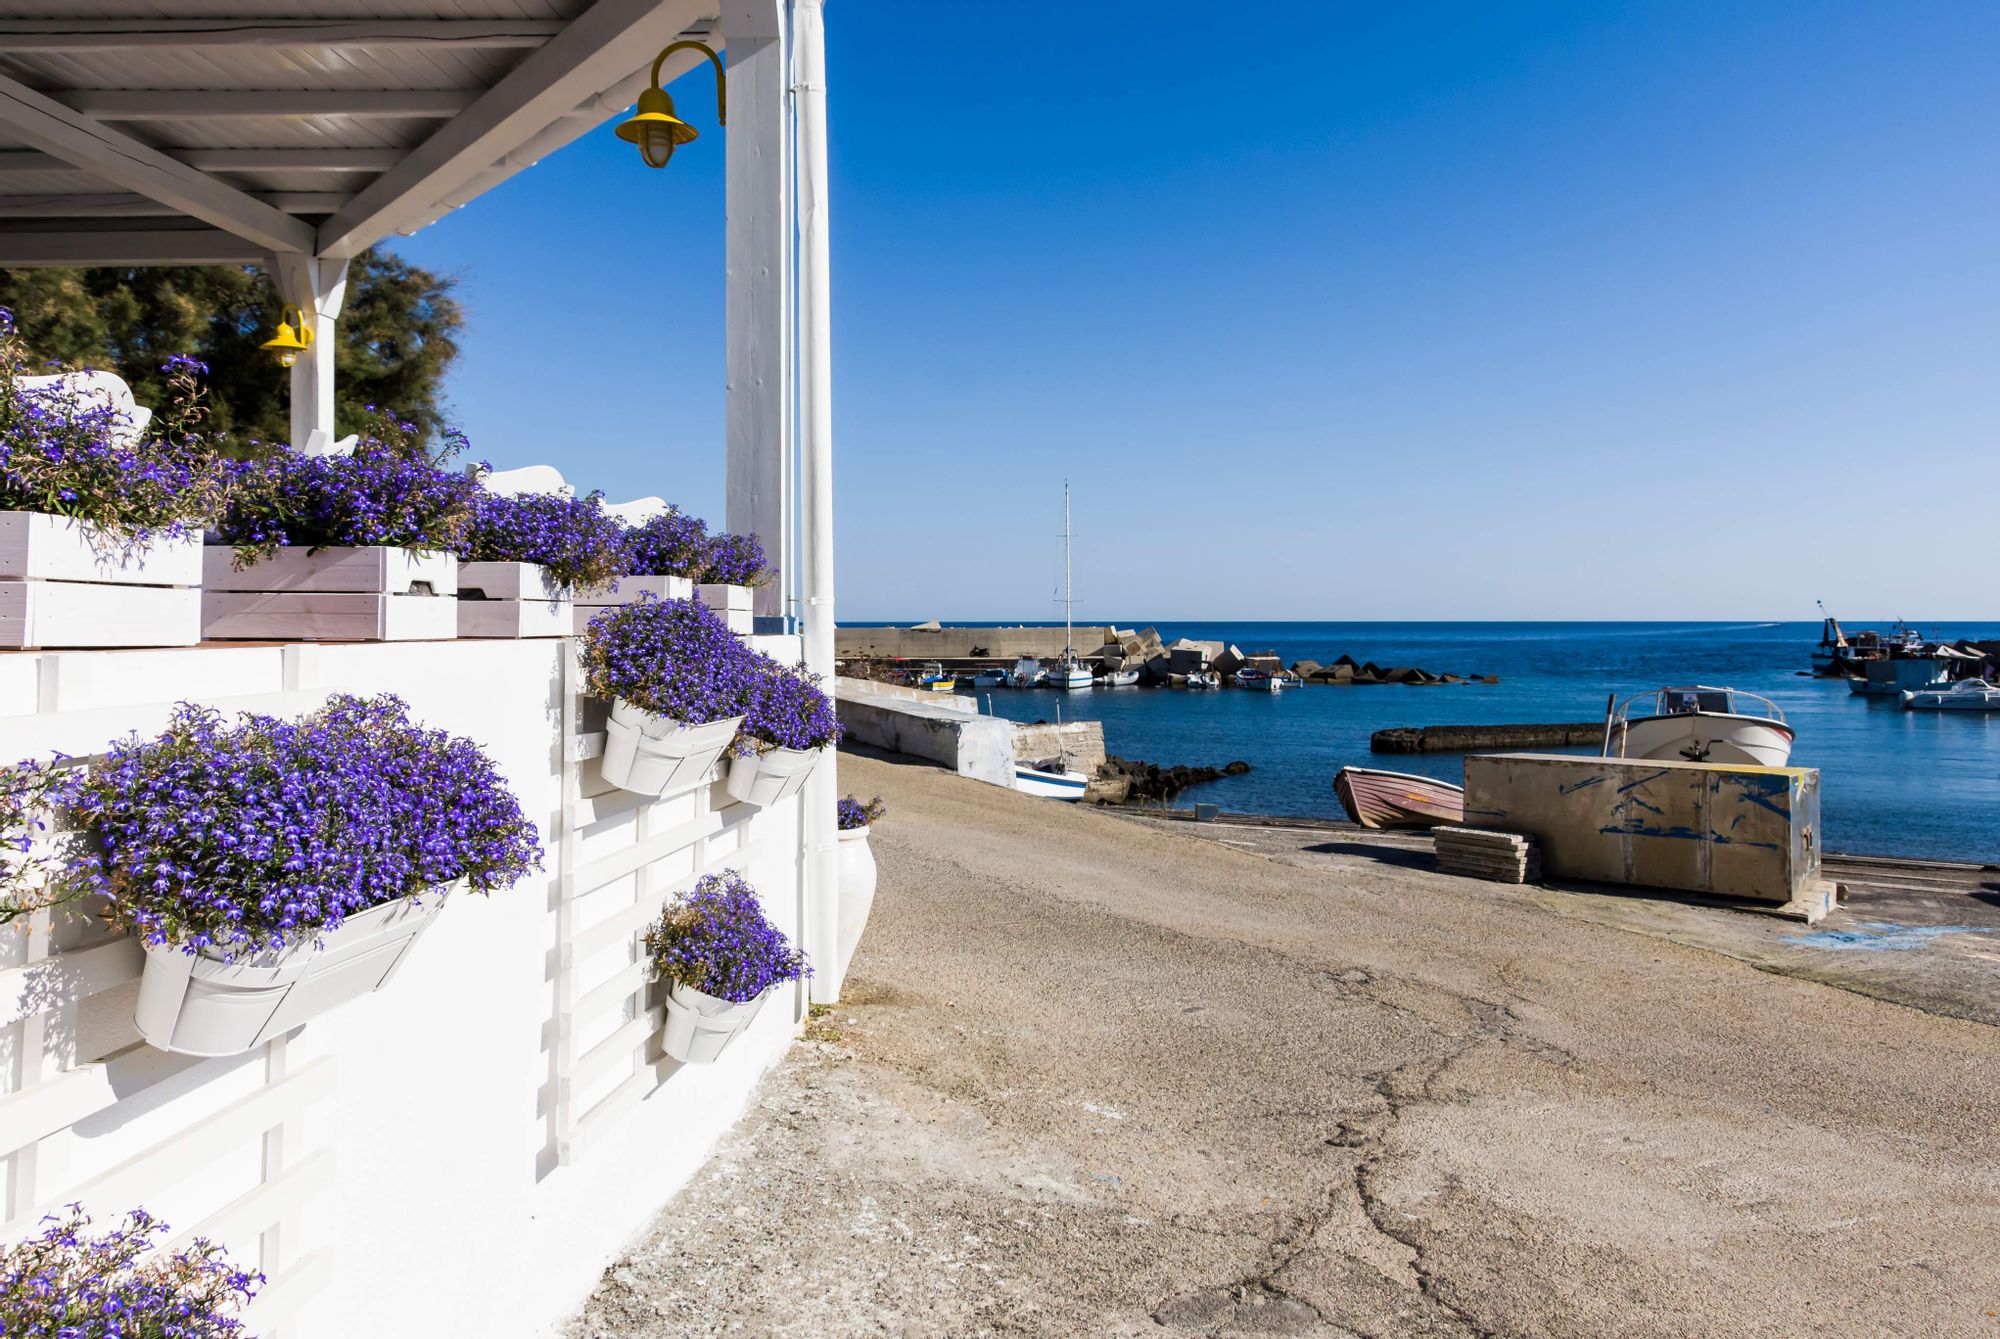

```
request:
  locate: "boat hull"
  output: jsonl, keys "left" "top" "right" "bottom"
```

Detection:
{"left": 1903, "top": 683, "right": 2000, "bottom": 711}
{"left": 1334, "top": 766, "right": 1466, "bottom": 830}
{"left": 1015, "top": 766, "right": 1088, "bottom": 800}
{"left": 1608, "top": 713, "right": 1794, "bottom": 767}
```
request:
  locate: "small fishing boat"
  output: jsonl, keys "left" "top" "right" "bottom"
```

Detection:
{"left": 1334, "top": 766, "right": 1466, "bottom": 830}
{"left": 1902, "top": 679, "right": 2000, "bottom": 711}
{"left": 1007, "top": 655, "right": 1046, "bottom": 689}
{"left": 1098, "top": 667, "right": 1140, "bottom": 686}
{"left": 1604, "top": 686, "right": 1794, "bottom": 767}
{"left": 1015, "top": 758, "right": 1089, "bottom": 800}
{"left": 915, "top": 661, "right": 957, "bottom": 692}
{"left": 1185, "top": 671, "right": 1220, "bottom": 690}
{"left": 970, "top": 667, "right": 1007, "bottom": 689}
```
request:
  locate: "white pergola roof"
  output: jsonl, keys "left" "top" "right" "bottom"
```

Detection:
{"left": 0, "top": 1, "right": 721, "bottom": 267}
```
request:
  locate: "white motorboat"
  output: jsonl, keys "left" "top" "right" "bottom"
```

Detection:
{"left": 1014, "top": 760, "right": 1089, "bottom": 800}
{"left": 1098, "top": 667, "right": 1140, "bottom": 686}
{"left": 1185, "top": 671, "right": 1220, "bottom": 690}
{"left": 1007, "top": 655, "right": 1046, "bottom": 689}
{"left": 971, "top": 668, "right": 1007, "bottom": 689}
{"left": 1903, "top": 679, "right": 2000, "bottom": 711}
{"left": 1604, "top": 686, "right": 1795, "bottom": 767}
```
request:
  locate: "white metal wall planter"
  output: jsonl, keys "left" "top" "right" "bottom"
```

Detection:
{"left": 599, "top": 699, "right": 743, "bottom": 799}
{"left": 457, "top": 561, "right": 573, "bottom": 639}
{"left": 659, "top": 981, "right": 770, "bottom": 1065}
{"left": 836, "top": 825, "right": 877, "bottom": 979}
{"left": 724, "top": 745, "right": 823, "bottom": 808}
{"left": 133, "top": 885, "right": 458, "bottom": 1058}
{"left": 0, "top": 511, "right": 202, "bottom": 649}
{"left": 201, "top": 546, "right": 459, "bottom": 641}
{"left": 697, "top": 582, "right": 755, "bottom": 634}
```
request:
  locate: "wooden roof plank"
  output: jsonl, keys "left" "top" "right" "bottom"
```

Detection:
{"left": 0, "top": 19, "right": 564, "bottom": 50}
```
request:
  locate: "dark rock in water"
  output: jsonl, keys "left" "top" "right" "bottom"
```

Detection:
{"left": 1095, "top": 755, "right": 1250, "bottom": 803}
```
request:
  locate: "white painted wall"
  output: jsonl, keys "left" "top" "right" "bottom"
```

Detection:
{"left": 0, "top": 637, "right": 810, "bottom": 1337}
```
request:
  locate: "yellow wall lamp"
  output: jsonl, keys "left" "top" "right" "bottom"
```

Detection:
{"left": 260, "top": 304, "right": 314, "bottom": 369}
{"left": 616, "top": 40, "right": 726, "bottom": 169}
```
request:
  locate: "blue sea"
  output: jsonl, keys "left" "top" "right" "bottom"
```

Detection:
{"left": 894, "top": 621, "right": 1999, "bottom": 863}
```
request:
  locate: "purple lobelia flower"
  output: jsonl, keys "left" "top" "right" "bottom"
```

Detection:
{"left": 1, "top": 1204, "right": 262, "bottom": 1338}
{"left": 214, "top": 414, "right": 483, "bottom": 565}
{"left": 0, "top": 308, "right": 233, "bottom": 548}
{"left": 698, "top": 530, "right": 771, "bottom": 587}
{"left": 54, "top": 694, "right": 543, "bottom": 957}
{"left": 620, "top": 507, "right": 710, "bottom": 578}
{"left": 737, "top": 659, "right": 842, "bottom": 754}
{"left": 459, "top": 489, "right": 628, "bottom": 593}
{"left": 578, "top": 594, "right": 761, "bottom": 727}
{"left": 643, "top": 870, "right": 808, "bottom": 1003}
{"left": 836, "top": 795, "right": 884, "bottom": 831}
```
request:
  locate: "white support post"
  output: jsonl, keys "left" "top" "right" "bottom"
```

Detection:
{"left": 793, "top": 0, "right": 840, "bottom": 1002}
{"left": 271, "top": 255, "right": 349, "bottom": 454}
{"left": 723, "top": 0, "right": 792, "bottom": 625}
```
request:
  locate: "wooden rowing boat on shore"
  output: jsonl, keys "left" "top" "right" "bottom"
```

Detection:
{"left": 1333, "top": 766, "right": 1466, "bottom": 830}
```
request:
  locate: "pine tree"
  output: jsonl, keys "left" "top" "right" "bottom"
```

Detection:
{"left": 0, "top": 249, "right": 463, "bottom": 450}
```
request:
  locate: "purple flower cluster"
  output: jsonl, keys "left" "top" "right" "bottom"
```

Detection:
{"left": 215, "top": 436, "right": 481, "bottom": 564}
{"left": 1, "top": 1204, "right": 261, "bottom": 1338}
{"left": 56, "top": 694, "right": 543, "bottom": 957}
{"left": 0, "top": 758, "right": 70, "bottom": 925}
{"left": 620, "top": 508, "right": 772, "bottom": 586}
{"left": 579, "top": 595, "right": 760, "bottom": 727}
{"left": 0, "top": 309, "right": 232, "bottom": 545}
{"left": 699, "top": 531, "right": 770, "bottom": 587}
{"left": 619, "top": 507, "right": 709, "bottom": 578}
{"left": 739, "top": 660, "right": 842, "bottom": 753}
{"left": 837, "top": 795, "right": 884, "bottom": 831}
{"left": 459, "top": 489, "right": 628, "bottom": 593}
{"left": 643, "top": 870, "right": 808, "bottom": 1003}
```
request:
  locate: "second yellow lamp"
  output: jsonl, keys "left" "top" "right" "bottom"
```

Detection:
{"left": 616, "top": 40, "right": 726, "bottom": 169}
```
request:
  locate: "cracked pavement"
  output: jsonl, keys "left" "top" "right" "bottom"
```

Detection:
{"left": 566, "top": 750, "right": 2000, "bottom": 1338}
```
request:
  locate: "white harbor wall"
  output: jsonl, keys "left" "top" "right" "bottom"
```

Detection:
{"left": 0, "top": 638, "right": 810, "bottom": 1337}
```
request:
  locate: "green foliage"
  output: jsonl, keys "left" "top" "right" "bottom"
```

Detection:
{"left": 0, "top": 248, "right": 463, "bottom": 450}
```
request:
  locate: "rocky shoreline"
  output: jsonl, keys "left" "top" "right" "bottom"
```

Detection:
{"left": 1086, "top": 755, "right": 1250, "bottom": 805}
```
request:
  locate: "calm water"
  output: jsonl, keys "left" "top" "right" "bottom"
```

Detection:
{"left": 902, "top": 621, "right": 1999, "bottom": 862}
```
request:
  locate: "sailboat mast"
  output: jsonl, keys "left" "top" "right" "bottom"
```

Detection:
{"left": 1063, "top": 480, "right": 1073, "bottom": 661}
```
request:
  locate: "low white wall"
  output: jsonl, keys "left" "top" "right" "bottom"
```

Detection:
{"left": 834, "top": 677, "right": 1015, "bottom": 786}
{"left": 0, "top": 637, "right": 814, "bottom": 1337}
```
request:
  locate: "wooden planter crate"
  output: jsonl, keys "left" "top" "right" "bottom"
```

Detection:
{"left": 571, "top": 574, "right": 694, "bottom": 634}
{"left": 203, "top": 545, "right": 458, "bottom": 642}
{"left": 458, "top": 561, "right": 573, "bottom": 639}
{"left": 698, "top": 582, "right": 754, "bottom": 634}
{"left": 0, "top": 510, "right": 202, "bottom": 648}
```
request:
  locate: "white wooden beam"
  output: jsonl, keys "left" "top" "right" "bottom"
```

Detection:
{"left": 316, "top": 0, "right": 714, "bottom": 259}
{"left": 272, "top": 255, "right": 350, "bottom": 453}
{"left": 723, "top": 0, "right": 791, "bottom": 624}
{"left": 0, "top": 19, "right": 563, "bottom": 50}
{"left": 0, "top": 73, "right": 313, "bottom": 252}
{"left": 68, "top": 90, "right": 474, "bottom": 121}
{"left": 0, "top": 229, "right": 268, "bottom": 267}
{"left": 0, "top": 151, "right": 77, "bottom": 173}
{"left": 179, "top": 148, "right": 404, "bottom": 173}
{"left": 0, "top": 192, "right": 349, "bottom": 219}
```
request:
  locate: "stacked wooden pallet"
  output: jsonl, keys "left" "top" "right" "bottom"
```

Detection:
{"left": 1433, "top": 826, "right": 1541, "bottom": 883}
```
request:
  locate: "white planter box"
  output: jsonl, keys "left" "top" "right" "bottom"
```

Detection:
{"left": 203, "top": 591, "right": 458, "bottom": 642}
{"left": 204, "top": 544, "right": 458, "bottom": 596}
{"left": 724, "top": 744, "right": 824, "bottom": 807}
{"left": 660, "top": 980, "right": 771, "bottom": 1065}
{"left": 698, "top": 582, "right": 755, "bottom": 634}
{"left": 0, "top": 581, "right": 199, "bottom": 649}
{"left": 457, "top": 561, "right": 572, "bottom": 639}
{"left": 573, "top": 574, "right": 693, "bottom": 607}
{"left": 133, "top": 887, "right": 454, "bottom": 1057}
{"left": 0, "top": 510, "right": 203, "bottom": 586}
{"left": 598, "top": 699, "right": 744, "bottom": 798}
{"left": 837, "top": 825, "right": 877, "bottom": 979}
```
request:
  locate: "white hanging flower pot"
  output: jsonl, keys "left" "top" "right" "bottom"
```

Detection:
{"left": 724, "top": 744, "right": 824, "bottom": 808}
{"left": 660, "top": 980, "right": 772, "bottom": 1064}
{"left": 836, "top": 824, "right": 876, "bottom": 977}
{"left": 599, "top": 699, "right": 744, "bottom": 798}
{"left": 133, "top": 885, "right": 457, "bottom": 1058}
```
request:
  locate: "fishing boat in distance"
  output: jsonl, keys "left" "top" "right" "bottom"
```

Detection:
{"left": 1007, "top": 655, "right": 1047, "bottom": 689}
{"left": 915, "top": 661, "right": 957, "bottom": 692}
{"left": 970, "top": 667, "right": 1007, "bottom": 689}
{"left": 1098, "top": 667, "right": 1140, "bottom": 686}
{"left": 1334, "top": 766, "right": 1466, "bottom": 830}
{"left": 1604, "top": 686, "right": 1795, "bottom": 766}
{"left": 1185, "top": 671, "right": 1220, "bottom": 690}
{"left": 1903, "top": 679, "right": 2000, "bottom": 711}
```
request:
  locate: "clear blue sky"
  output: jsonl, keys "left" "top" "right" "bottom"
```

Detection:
{"left": 394, "top": 0, "right": 2000, "bottom": 622}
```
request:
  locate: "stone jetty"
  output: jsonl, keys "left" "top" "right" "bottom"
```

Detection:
{"left": 1086, "top": 755, "right": 1250, "bottom": 804}
{"left": 1372, "top": 721, "right": 1605, "bottom": 753}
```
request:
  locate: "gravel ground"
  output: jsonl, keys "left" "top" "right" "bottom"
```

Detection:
{"left": 566, "top": 751, "right": 2000, "bottom": 1339}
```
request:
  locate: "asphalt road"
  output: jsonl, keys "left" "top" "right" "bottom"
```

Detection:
{"left": 567, "top": 751, "right": 2000, "bottom": 1338}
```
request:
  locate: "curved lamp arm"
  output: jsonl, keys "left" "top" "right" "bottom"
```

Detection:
{"left": 649, "top": 39, "right": 726, "bottom": 126}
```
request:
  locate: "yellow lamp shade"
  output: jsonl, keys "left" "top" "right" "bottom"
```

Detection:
{"left": 616, "top": 86, "right": 699, "bottom": 169}
{"left": 260, "top": 315, "right": 312, "bottom": 369}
